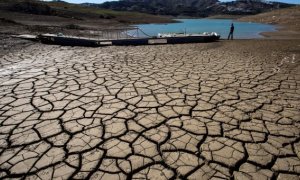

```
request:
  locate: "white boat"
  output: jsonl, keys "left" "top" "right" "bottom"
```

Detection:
{"left": 157, "top": 32, "right": 220, "bottom": 38}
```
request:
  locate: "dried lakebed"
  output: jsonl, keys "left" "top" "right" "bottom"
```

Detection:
{"left": 0, "top": 40, "right": 299, "bottom": 179}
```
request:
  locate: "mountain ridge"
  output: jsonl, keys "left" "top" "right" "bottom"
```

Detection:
{"left": 83, "top": 0, "right": 294, "bottom": 17}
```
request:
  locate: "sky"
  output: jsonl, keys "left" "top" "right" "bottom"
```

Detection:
{"left": 44, "top": 0, "right": 300, "bottom": 4}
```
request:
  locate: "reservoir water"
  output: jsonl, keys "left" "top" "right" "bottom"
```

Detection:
{"left": 132, "top": 19, "right": 276, "bottom": 39}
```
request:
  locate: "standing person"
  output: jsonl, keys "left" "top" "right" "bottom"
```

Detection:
{"left": 228, "top": 23, "right": 234, "bottom": 40}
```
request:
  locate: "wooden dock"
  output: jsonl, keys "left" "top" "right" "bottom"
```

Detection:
{"left": 13, "top": 31, "right": 220, "bottom": 47}
{"left": 38, "top": 34, "right": 220, "bottom": 47}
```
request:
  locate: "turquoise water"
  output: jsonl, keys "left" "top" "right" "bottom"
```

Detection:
{"left": 132, "top": 19, "right": 276, "bottom": 39}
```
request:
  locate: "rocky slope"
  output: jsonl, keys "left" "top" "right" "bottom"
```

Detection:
{"left": 88, "top": 0, "right": 294, "bottom": 17}
{"left": 239, "top": 6, "right": 300, "bottom": 39}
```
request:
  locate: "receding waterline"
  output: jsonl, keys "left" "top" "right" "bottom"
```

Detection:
{"left": 132, "top": 19, "right": 276, "bottom": 39}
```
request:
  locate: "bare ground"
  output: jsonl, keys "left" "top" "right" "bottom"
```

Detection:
{"left": 0, "top": 4, "right": 300, "bottom": 180}
{"left": 0, "top": 38, "right": 299, "bottom": 179}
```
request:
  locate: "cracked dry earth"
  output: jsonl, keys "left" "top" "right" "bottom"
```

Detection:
{"left": 0, "top": 40, "right": 299, "bottom": 180}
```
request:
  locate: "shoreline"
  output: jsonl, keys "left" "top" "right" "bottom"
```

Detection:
{"left": 258, "top": 25, "right": 280, "bottom": 39}
{"left": 247, "top": 23, "right": 300, "bottom": 40}
{"left": 259, "top": 26, "right": 300, "bottom": 39}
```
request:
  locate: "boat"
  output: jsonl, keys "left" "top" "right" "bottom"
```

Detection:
{"left": 156, "top": 32, "right": 220, "bottom": 44}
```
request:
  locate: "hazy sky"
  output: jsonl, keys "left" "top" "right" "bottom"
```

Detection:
{"left": 44, "top": 0, "right": 300, "bottom": 4}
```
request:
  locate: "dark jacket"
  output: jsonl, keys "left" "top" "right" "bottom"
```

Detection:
{"left": 230, "top": 25, "right": 234, "bottom": 33}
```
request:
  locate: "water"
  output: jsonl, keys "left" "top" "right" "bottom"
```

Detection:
{"left": 131, "top": 19, "right": 276, "bottom": 39}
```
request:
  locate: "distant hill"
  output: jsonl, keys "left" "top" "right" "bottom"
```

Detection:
{"left": 0, "top": 0, "right": 177, "bottom": 36}
{"left": 84, "top": 0, "right": 294, "bottom": 17}
{"left": 0, "top": 0, "right": 174, "bottom": 24}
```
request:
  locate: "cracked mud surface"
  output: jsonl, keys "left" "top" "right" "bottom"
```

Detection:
{"left": 0, "top": 40, "right": 299, "bottom": 179}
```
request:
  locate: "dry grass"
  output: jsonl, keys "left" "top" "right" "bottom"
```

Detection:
{"left": 239, "top": 6, "right": 300, "bottom": 31}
